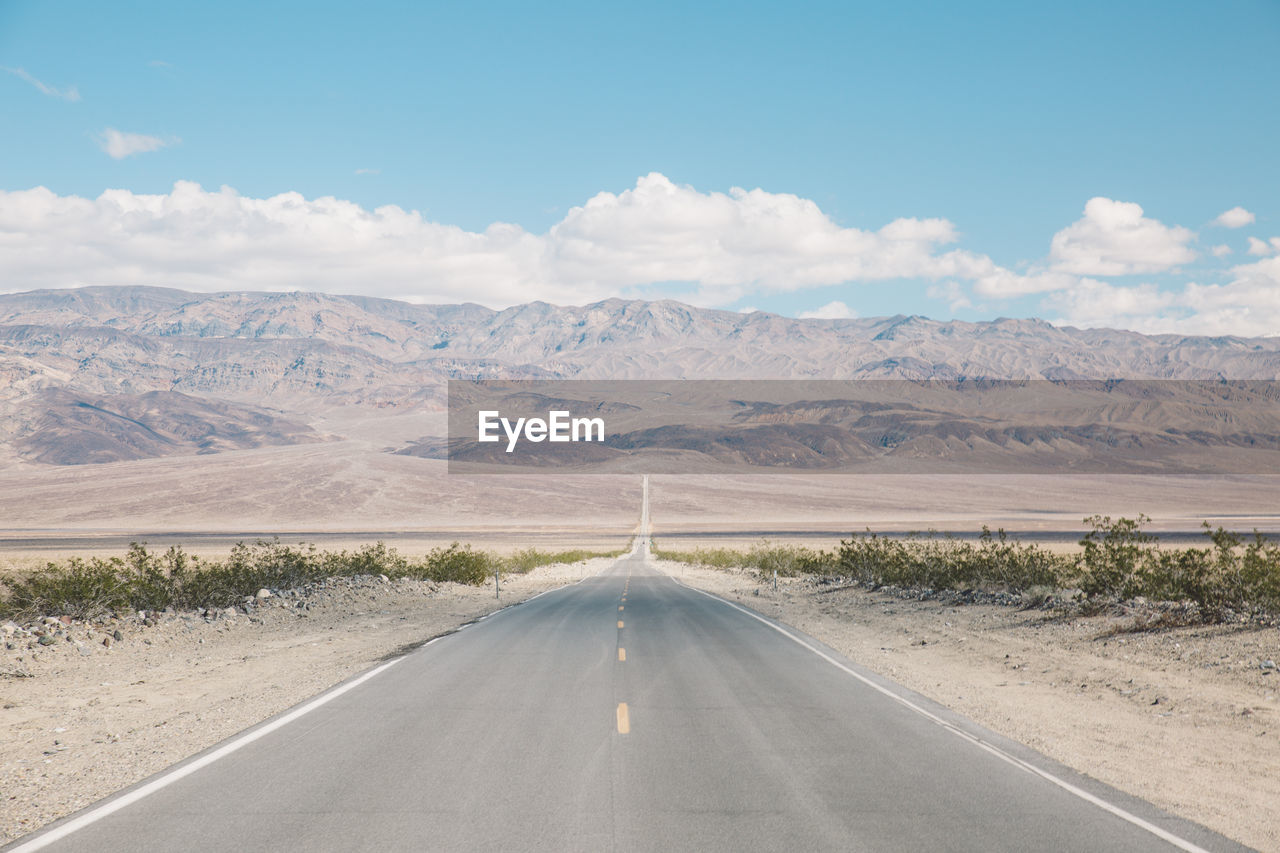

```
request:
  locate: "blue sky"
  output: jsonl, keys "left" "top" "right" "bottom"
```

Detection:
{"left": 2, "top": 0, "right": 1278, "bottom": 334}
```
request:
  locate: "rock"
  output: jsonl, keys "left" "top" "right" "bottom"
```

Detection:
{"left": 255, "top": 589, "right": 272, "bottom": 601}
{"left": 2, "top": 621, "right": 18, "bottom": 636}
{"left": 38, "top": 635, "right": 56, "bottom": 646}
{"left": 112, "top": 629, "right": 124, "bottom": 642}
{"left": 58, "top": 615, "right": 73, "bottom": 626}
{"left": 1263, "top": 660, "right": 1277, "bottom": 671}
{"left": 102, "top": 636, "right": 113, "bottom": 648}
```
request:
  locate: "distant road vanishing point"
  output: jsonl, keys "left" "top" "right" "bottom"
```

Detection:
{"left": 7, "top": 482, "right": 1250, "bottom": 852}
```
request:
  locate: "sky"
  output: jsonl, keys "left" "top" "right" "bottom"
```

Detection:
{"left": 2, "top": 0, "right": 1278, "bottom": 335}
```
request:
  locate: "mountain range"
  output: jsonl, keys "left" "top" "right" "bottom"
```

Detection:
{"left": 3, "top": 286, "right": 1280, "bottom": 467}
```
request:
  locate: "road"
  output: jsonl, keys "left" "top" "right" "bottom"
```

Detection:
{"left": 8, "top": 495, "right": 1250, "bottom": 851}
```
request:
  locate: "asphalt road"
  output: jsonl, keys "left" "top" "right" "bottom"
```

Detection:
{"left": 9, "top": 545, "right": 1251, "bottom": 852}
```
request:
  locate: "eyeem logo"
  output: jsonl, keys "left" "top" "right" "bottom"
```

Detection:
{"left": 478, "top": 410, "right": 606, "bottom": 453}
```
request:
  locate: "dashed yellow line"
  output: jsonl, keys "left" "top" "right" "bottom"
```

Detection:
{"left": 616, "top": 702, "right": 630, "bottom": 734}
{"left": 618, "top": 605, "right": 624, "bottom": 611}
{"left": 618, "top": 620, "right": 624, "bottom": 629}
{"left": 618, "top": 647, "right": 626, "bottom": 662}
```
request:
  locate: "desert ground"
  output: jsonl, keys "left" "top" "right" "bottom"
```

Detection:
{"left": 0, "top": 557, "right": 620, "bottom": 843}
{"left": 654, "top": 559, "right": 1280, "bottom": 853}
{"left": 3, "top": 462, "right": 1280, "bottom": 849}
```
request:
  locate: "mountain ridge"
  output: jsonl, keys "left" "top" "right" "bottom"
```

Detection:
{"left": 4, "top": 286, "right": 1280, "bottom": 465}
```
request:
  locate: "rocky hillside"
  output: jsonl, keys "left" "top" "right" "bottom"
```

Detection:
{"left": 3, "top": 286, "right": 1280, "bottom": 465}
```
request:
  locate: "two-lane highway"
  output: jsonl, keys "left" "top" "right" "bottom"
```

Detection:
{"left": 9, "top": 540, "right": 1249, "bottom": 851}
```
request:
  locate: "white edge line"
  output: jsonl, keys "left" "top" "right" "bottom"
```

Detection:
{"left": 8, "top": 650, "right": 411, "bottom": 853}
{"left": 9, "top": 569, "right": 603, "bottom": 853}
{"left": 673, "top": 579, "right": 1213, "bottom": 853}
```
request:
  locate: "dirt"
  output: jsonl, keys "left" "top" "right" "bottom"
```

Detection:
{"left": 654, "top": 559, "right": 1280, "bottom": 853}
{"left": 0, "top": 558, "right": 613, "bottom": 844}
{"left": 5, "top": 551, "right": 1277, "bottom": 851}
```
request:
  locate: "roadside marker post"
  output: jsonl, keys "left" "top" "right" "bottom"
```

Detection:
{"left": 494, "top": 569, "right": 500, "bottom": 598}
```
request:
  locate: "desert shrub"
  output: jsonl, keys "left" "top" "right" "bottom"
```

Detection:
{"left": 1238, "top": 531, "right": 1280, "bottom": 613}
{"left": 408, "top": 542, "right": 494, "bottom": 586}
{"left": 653, "top": 541, "right": 838, "bottom": 578}
{"left": 650, "top": 546, "right": 749, "bottom": 569}
{"left": 500, "top": 547, "right": 623, "bottom": 574}
{"left": 655, "top": 518, "right": 1280, "bottom": 621}
{"left": 833, "top": 529, "right": 1066, "bottom": 593}
{"left": 325, "top": 541, "right": 409, "bottom": 578}
{"left": 0, "top": 537, "right": 626, "bottom": 620}
{"left": 1, "top": 556, "right": 128, "bottom": 620}
{"left": 1078, "top": 514, "right": 1152, "bottom": 598}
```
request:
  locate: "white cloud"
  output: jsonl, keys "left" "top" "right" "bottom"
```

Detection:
{"left": 798, "top": 300, "right": 857, "bottom": 320}
{"left": 0, "top": 174, "right": 1007, "bottom": 308}
{"left": 355, "top": 168, "right": 380, "bottom": 176}
{"left": 972, "top": 269, "right": 1083, "bottom": 298}
{"left": 1210, "top": 244, "right": 1232, "bottom": 257}
{"left": 3, "top": 67, "right": 80, "bottom": 102}
{"left": 1049, "top": 197, "right": 1196, "bottom": 276}
{"left": 1212, "top": 206, "right": 1255, "bottom": 228}
{"left": 926, "top": 281, "right": 973, "bottom": 311}
{"left": 97, "top": 128, "right": 176, "bottom": 160}
{"left": 1247, "top": 236, "right": 1279, "bottom": 256}
{"left": 1043, "top": 255, "right": 1280, "bottom": 337}
{"left": 1044, "top": 280, "right": 1178, "bottom": 332}
{"left": 1, "top": 175, "right": 1275, "bottom": 336}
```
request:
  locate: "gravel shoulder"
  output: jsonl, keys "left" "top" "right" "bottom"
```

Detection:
{"left": 0, "top": 558, "right": 612, "bottom": 844}
{"left": 654, "top": 559, "right": 1280, "bottom": 853}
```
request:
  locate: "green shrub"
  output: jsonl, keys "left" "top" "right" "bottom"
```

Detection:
{"left": 500, "top": 547, "right": 623, "bottom": 574}
{"left": 408, "top": 543, "right": 494, "bottom": 586}
{"left": 1078, "top": 515, "right": 1152, "bottom": 598}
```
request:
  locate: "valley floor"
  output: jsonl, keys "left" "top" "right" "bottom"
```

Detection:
{"left": 0, "top": 559, "right": 611, "bottom": 844}
{"left": 2, "top": 554, "right": 1277, "bottom": 851}
{"left": 656, "top": 560, "right": 1280, "bottom": 853}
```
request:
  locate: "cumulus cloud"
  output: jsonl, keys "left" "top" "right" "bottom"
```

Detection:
{"left": 1213, "top": 206, "right": 1255, "bottom": 228}
{"left": 0, "top": 174, "right": 1009, "bottom": 308}
{"left": 1210, "top": 244, "right": 1232, "bottom": 257}
{"left": 798, "top": 300, "right": 857, "bottom": 320}
{"left": 1043, "top": 255, "right": 1280, "bottom": 337}
{"left": 926, "top": 281, "right": 973, "bottom": 311}
{"left": 1247, "top": 236, "right": 1279, "bottom": 256}
{"left": 1044, "top": 280, "right": 1177, "bottom": 332}
{"left": 3, "top": 67, "right": 80, "bottom": 101}
{"left": 1048, "top": 197, "right": 1196, "bottom": 276}
{"left": 972, "top": 269, "right": 1084, "bottom": 298}
{"left": 1, "top": 175, "right": 1273, "bottom": 334}
{"left": 97, "top": 128, "right": 175, "bottom": 159}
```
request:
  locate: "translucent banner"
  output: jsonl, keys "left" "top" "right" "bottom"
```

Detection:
{"left": 444, "top": 379, "right": 1280, "bottom": 475}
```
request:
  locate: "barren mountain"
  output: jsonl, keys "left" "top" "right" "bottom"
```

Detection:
{"left": 13, "top": 389, "right": 319, "bottom": 465}
{"left": 3, "top": 285, "right": 1280, "bottom": 467}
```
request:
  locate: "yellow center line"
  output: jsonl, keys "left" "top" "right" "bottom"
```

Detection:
{"left": 618, "top": 605, "right": 624, "bottom": 611}
{"left": 618, "top": 647, "right": 626, "bottom": 661}
{"left": 618, "top": 620, "right": 624, "bottom": 629}
{"left": 616, "top": 702, "right": 630, "bottom": 734}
